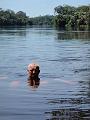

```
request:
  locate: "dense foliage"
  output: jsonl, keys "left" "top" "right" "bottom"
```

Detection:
{"left": 0, "top": 8, "right": 31, "bottom": 26}
{"left": 0, "top": 8, "right": 53, "bottom": 26}
{"left": 30, "top": 15, "right": 54, "bottom": 26}
{"left": 54, "top": 5, "right": 90, "bottom": 30}
{"left": 0, "top": 5, "right": 90, "bottom": 30}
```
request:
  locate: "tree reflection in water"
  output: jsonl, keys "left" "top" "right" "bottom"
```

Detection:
{"left": 45, "top": 108, "right": 90, "bottom": 120}
{"left": 57, "top": 31, "right": 90, "bottom": 40}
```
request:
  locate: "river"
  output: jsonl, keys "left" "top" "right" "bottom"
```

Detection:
{"left": 0, "top": 27, "right": 90, "bottom": 120}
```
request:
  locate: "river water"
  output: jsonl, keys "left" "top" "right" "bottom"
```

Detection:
{"left": 0, "top": 27, "right": 90, "bottom": 120}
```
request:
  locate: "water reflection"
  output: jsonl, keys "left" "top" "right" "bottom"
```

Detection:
{"left": 57, "top": 31, "right": 90, "bottom": 40}
{"left": 0, "top": 27, "right": 27, "bottom": 36}
{"left": 44, "top": 30, "right": 90, "bottom": 120}
{"left": 27, "top": 78, "right": 40, "bottom": 89}
{"left": 45, "top": 108, "right": 90, "bottom": 120}
{"left": 0, "top": 27, "right": 90, "bottom": 120}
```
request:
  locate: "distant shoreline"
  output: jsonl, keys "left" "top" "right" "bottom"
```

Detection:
{"left": 0, "top": 5, "right": 90, "bottom": 31}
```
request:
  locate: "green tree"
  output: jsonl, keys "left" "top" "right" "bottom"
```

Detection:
{"left": 54, "top": 5, "right": 90, "bottom": 30}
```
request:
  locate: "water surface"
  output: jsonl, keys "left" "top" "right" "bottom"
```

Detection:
{"left": 0, "top": 27, "right": 90, "bottom": 120}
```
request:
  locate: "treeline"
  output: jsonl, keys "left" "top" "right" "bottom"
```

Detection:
{"left": 0, "top": 8, "right": 53, "bottom": 26}
{"left": 0, "top": 5, "right": 90, "bottom": 30}
{"left": 54, "top": 5, "right": 90, "bottom": 30}
{"left": 30, "top": 15, "right": 54, "bottom": 26}
{"left": 0, "top": 8, "right": 31, "bottom": 26}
